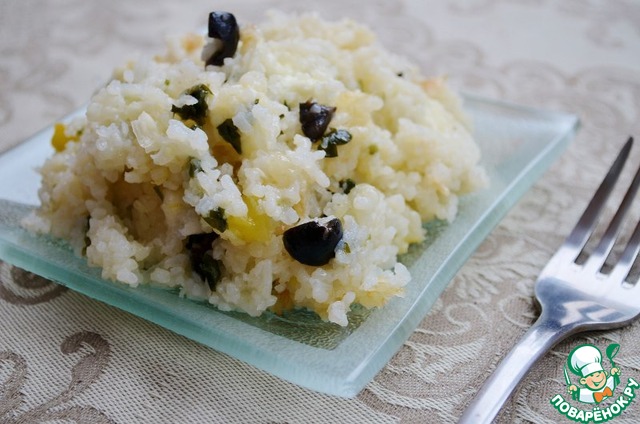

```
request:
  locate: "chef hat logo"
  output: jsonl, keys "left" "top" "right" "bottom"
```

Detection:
{"left": 567, "top": 344, "right": 604, "bottom": 378}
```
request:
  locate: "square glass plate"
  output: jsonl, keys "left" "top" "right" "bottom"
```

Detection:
{"left": 0, "top": 94, "right": 578, "bottom": 397}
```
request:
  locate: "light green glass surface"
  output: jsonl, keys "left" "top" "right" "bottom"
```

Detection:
{"left": 0, "top": 95, "right": 579, "bottom": 397}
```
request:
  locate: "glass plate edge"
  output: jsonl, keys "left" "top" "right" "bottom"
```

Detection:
{"left": 0, "top": 94, "right": 580, "bottom": 397}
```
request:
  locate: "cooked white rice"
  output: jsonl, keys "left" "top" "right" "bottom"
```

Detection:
{"left": 24, "top": 12, "right": 487, "bottom": 326}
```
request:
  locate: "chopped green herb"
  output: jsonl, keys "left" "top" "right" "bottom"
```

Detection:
{"left": 186, "top": 232, "right": 222, "bottom": 290}
{"left": 254, "top": 98, "right": 260, "bottom": 104}
{"left": 164, "top": 79, "right": 170, "bottom": 86}
{"left": 368, "top": 144, "right": 379, "bottom": 155}
{"left": 83, "top": 216, "right": 91, "bottom": 252}
{"left": 188, "top": 158, "right": 202, "bottom": 177}
{"left": 339, "top": 178, "right": 356, "bottom": 194}
{"left": 217, "top": 118, "right": 242, "bottom": 154}
{"left": 320, "top": 143, "right": 338, "bottom": 157}
{"left": 198, "top": 255, "right": 222, "bottom": 290}
{"left": 153, "top": 186, "right": 164, "bottom": 201}
{"left": 204, "top": 208, "right": 228, "bottom": 233}
{"left": 318, "top": 129, "right": 352, "bottom": 158}
{"left": 171, "top": 84, "right": 212, "bottom": 126}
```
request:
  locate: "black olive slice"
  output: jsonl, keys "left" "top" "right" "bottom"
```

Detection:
{"left": 204, "top": 12, "right": 240, "bottom": 67}
{"left": 299, "top": 101, "right": 336, "bottom": 141}
{"left": 283, "top": 218, "right": 343, "bottom": 266}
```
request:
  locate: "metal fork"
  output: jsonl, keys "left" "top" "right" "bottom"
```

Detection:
{"left": 460, "top": 137, "right": 640, "bottom": 423}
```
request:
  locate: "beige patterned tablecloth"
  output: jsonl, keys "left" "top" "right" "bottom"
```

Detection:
{"left": 2, "top": 1, "right": 640, "bottom": 423}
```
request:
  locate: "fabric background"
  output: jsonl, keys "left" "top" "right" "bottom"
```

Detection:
{"left": 1, "top": 0, "right": 640, "bottom": 422}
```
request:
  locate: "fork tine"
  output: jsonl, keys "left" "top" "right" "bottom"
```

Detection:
{"left": 562, "top": 137, "right": 634, "bottom": 261}
{"left": 585, "top": 137, "right": 640, "bottom": 272}
{"left": 461, "top": 139, "right": 640, "bottom": 424}
{"left": 609, "top": 217, "right": 640, "bottom": 284}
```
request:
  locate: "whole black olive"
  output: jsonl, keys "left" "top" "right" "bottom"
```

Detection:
{"left": 205, "top": 11, "right": 240, "bottom": 67}
{"left": 283, "top": 218, "right": 343, "bottom": 266}
{"left": 299, "top": 101, "right": 336, "bottom": 141}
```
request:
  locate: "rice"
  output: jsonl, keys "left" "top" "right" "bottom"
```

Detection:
{"left": 24, "top": 11, "right": 487, "bottom": 326}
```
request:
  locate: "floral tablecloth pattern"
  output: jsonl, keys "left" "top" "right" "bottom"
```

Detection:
{"left": 2, "top": 1, "right": 640, "bottom": 422}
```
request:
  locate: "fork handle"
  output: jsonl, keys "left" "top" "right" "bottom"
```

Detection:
{"left": 458, "top": 315, "right": 570, "bottom": 423}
